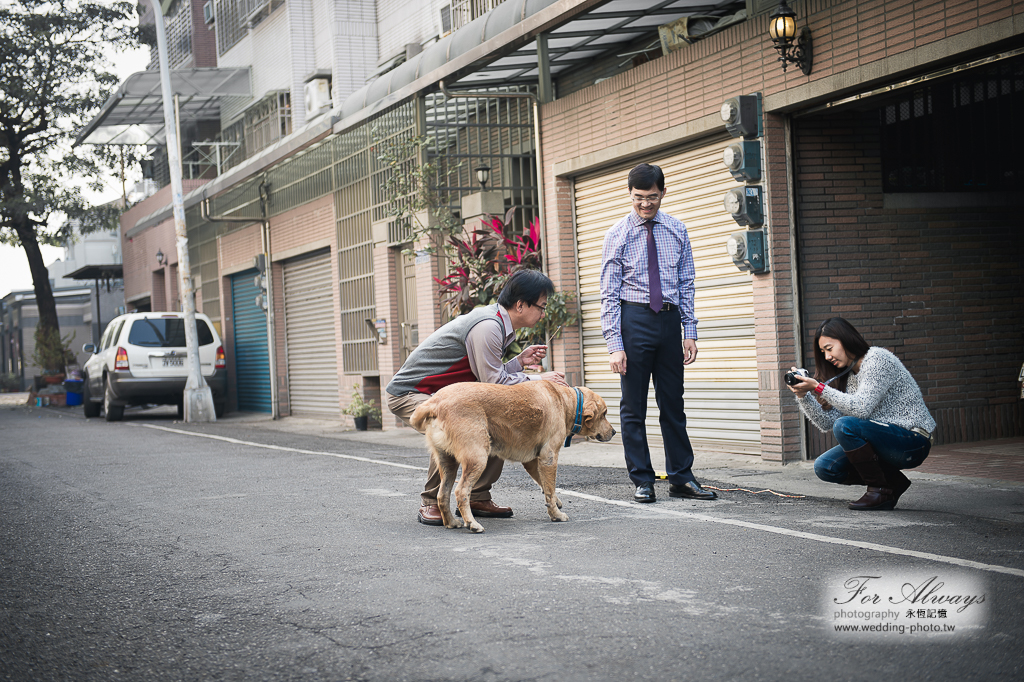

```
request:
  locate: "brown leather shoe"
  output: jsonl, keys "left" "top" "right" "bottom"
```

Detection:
{"left": 456, "top": 500, "right": 514, "bottom": 518}
{"left": 848, "top": 487, "right": 897, "bottom": 511}
{"left": 417, "top": 504, "right": 443, "bottom": 526}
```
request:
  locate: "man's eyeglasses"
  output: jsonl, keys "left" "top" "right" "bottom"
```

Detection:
{"left": 528, "top": 302, "right": 547, "bottom": 311}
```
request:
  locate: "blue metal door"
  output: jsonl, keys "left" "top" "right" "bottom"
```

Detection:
{"left": 231, "top": 270, "right": 272, "bottom": 412}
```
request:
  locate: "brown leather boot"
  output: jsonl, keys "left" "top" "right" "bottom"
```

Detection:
{"left": 880, "top": 463, "right": 912, "bottom": 504}
{"left": 844, "top": 443, "right": 897, "bottom": 511}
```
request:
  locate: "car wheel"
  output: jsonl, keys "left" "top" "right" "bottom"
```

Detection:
{"left": 214, "top": 402, "right": 225, "bottom": 418}
{"left": 103, "top": 379, "right": 124, "bottom": 422}
{"left": 82, "top": 375, "right": 100, "bottom": 418}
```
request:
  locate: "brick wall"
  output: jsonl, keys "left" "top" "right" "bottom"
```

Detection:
{"left": 189, "top": 0, "right": 217, "bottom": 68}
{"left": 794, "top": 108, "right": 1024, "bottom": 450}
{"left": 539, "top": 0, "right": 1024, "bottom": 458}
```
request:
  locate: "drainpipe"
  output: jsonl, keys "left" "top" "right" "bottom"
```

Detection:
{"left": 200, "top": 180, "right": 280, "bottom": 419}
{"left": 438, "top": 81, "right": 547, "bottom": 273}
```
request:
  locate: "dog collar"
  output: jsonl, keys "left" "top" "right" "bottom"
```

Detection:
{"left": 564, "top": 387, "right": 583, "bottom": 448}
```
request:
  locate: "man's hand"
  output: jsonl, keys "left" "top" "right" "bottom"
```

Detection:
{"left": 683, "top": 339, "right": 698, "bottom": 365}
{"left": 609, "top": 350, "right": 627, "bottom": 375}
{"left": 518, "top": 344, "right": 547, "bottom": 367}
{"left": 540, "top": 371, "right": 568, "bottom": 386}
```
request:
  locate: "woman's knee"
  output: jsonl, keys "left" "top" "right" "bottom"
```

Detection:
{"left": 814, "top": 447, "right": 849, "bottom": 484}
{"left": 832, "top": 417, "right": 868, "bottom": 450}
{"left": 814, "top": 460, "right": 842, "bottom": 483}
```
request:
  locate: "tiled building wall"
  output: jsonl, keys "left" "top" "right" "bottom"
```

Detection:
{"left": 794, "top": 108, "right": 1024, "bottom": 449}
{"left": 120, "top": 180, "right": 208, "bottom": 308}
{"left": 539, "top": 0, "right": 1024, "bottom": 458}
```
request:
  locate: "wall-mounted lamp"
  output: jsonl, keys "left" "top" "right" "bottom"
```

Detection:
{"left": 768, "top": 0, "right": 812, "bottom": 75}
{"left": 155, "top": 249, "right": 165, "bottom": 266}
{"left": 474, "top": 165, "right": 490, "bottom": 190}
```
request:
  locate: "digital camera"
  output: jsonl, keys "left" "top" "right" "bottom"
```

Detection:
{"left": 784, "top": 368, "right": 810, "bottom": 386}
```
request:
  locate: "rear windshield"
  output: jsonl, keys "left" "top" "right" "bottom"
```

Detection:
{"left": 127, "top": 318, "right": 215, "bottom": 347}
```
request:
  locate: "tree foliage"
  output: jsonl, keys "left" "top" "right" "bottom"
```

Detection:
{"left": 0, "top": 0, "right": 138, "bottom": 351}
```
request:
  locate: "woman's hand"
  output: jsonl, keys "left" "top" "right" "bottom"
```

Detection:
{"left": 786, "top": 367, "right": 819, "bottom": 398}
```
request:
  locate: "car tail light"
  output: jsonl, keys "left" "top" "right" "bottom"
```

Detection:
{"left": 115, "top": 347, "right": 129, "bottom": 370}
{"left": 215, "top": 346, "right": 226, "bottom": 369}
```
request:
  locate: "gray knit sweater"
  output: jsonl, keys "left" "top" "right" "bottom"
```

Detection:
{"left": 797, "top": 347, "right": 936, "bottom": 434}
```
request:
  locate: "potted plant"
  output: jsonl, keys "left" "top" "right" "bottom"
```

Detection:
{"left": 342, "top": 383, "right": 382, "bottom": 431}
{"left": 31, "top": 327, "right": 76, "bottom": 385}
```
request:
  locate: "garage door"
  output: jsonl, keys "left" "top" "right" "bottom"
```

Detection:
{"left": 575, "top": 135, "right": 760, "bottom": 454}
{"left": 282, "top": 251, "right": 340, "bottom": 416}
{"left": 230, "top": 270, "right": 272, "bottom": 412}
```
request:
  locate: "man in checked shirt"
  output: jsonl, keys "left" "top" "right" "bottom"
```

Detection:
{"left": 600, "top": 163, "right": 717, "bottom": 504}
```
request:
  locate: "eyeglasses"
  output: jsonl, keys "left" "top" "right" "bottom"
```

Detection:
{"left": 528, "top": 302, "right": 547, "bottom": 311}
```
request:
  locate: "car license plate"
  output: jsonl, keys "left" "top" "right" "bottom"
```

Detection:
{"left": 162, "top": 357, "right": 185, "bottom": 367}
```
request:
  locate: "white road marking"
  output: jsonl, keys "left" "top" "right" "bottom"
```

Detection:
{"left": 556, "top": 489, "right": 1024, "bottom": 578}
{"left": 139, "top": 423, "right": 1024, "bottom": 578}
{"left": 138, "top": 423, "right": 427, "bottom": 471}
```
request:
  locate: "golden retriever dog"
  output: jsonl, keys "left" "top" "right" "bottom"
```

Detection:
{"left": 410, "top": 381, "right": 616, "bottom": 533}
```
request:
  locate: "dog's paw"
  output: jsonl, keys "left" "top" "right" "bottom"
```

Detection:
{"left": 469, "top": 522, "right": 485, "bottom": 533}
{"left": 549, "top": 510, "right": 569, "bottom": 522}
{"left": 445, "top": 518, "right": 466, "bottom": 529}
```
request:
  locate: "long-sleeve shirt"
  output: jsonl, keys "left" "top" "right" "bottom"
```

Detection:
{"left": 599, "top": 209, "right": 698, "bottom": 353}
{"left": 385, "top": 303, "right": 534, "bottom": 396}
{"left": 797, "top": 347, "right": 937, "bottom": 434}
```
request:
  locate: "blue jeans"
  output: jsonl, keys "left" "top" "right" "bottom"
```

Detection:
{"left": 814, "top": 417, "right": 931, "bottom": 484}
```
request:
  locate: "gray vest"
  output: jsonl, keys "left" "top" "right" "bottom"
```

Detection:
{"left": 386, "top": 304, "right": 508, "bottom": 396}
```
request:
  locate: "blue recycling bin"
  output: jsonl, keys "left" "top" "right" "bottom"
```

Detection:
{"left": 64, "top": 380, "right": 83, "bottom": 406}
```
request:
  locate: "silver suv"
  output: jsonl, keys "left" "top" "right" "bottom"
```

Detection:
{"left": 82, "top": 312, "right": 227, "bottom": 420}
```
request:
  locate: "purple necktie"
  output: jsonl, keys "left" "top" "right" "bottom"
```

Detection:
{"left": 645, "top": 219, "right": 663, "bottom": 313}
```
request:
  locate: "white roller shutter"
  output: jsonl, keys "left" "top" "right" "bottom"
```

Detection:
{"left": 283, "top": 251, "right": 341, "bottom": 417}
{"left": 575, "top": 136, "right": 761, "bottom": 455}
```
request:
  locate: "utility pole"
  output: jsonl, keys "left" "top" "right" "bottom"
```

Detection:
{"left": 149, "top": 0, "right": 215, "bottom": 422}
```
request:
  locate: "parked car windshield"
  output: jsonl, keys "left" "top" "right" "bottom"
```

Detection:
{"left": 127, "top": 318, "right": 215, "bottom": 347}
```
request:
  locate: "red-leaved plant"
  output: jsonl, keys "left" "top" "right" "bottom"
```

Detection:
{"left": 434, "top": 207, "right": 542, "bottom": 319}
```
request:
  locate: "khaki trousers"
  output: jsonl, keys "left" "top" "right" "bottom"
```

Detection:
{"left": 386, "top": 391, "right": 505, "bottom": 506}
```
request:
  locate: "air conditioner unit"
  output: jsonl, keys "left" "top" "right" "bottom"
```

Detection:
{"left": 304, "top": 78, "right": 331, "bottom": 117}
{"left": 203, "top": 1, "right": 214, "bottom": 24}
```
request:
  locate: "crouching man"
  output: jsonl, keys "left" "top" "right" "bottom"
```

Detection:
{"left": 385, "top": 269, "right": 569, "bottom": 525}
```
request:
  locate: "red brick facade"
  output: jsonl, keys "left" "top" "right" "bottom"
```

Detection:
{"left": 540, "top": 0, "right": 1024, "bottom": 459}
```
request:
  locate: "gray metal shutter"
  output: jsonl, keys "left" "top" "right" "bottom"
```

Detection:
{"left": 282, "top": 251, "right": 340, "bottom": 416}
{"left": 230, "top": 270, "right": 272, "bottom": 413}
{"left": 574, "top": 136, "right": 761, "bottom": 455}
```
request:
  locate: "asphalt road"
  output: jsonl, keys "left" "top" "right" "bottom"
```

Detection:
{"left": 2, "top": 404, "right": 1022, "bottom": 681}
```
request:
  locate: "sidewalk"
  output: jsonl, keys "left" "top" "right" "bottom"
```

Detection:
{"left": 10, "top": 396, "right": 1022, "bottom": 511}
{"left": 222, "top": 412, "right": 1024, "bottom": 507}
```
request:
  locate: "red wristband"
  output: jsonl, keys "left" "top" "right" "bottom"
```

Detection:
{"left": 814, "top": 383, "right": 825, "bottom": 395}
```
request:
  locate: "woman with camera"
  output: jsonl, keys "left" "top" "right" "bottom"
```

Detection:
{"left": 786, "top": 317, "right": 935, "bottom": 511}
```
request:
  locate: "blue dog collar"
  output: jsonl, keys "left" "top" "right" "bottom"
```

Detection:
{"left": 564, "top": 387, "right": 583, "bottom": 448}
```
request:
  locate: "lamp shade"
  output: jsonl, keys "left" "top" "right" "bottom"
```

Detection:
{"left": 768, "top": 1, "right": 798, "bottom": 42}
{"left": 474, "top": 165, "right": 490, "bottom": 187}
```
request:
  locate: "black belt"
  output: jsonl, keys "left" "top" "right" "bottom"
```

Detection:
{"left": 620, "top": 299, "right": 677, "bottom": 312}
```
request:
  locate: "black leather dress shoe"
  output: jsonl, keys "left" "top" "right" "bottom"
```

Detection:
{"left": 669, "top": 481, "right": 717, "bottom": 500}
{"left": 633, "top": 483, "right": 656, "bottom": 503}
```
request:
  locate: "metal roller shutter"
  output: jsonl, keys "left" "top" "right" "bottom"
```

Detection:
{"left": 230, "top": 270, "right": 272, "bottom": 413}
{"left": 282, "top": 251, "right": 341, "bottom": 416}
{"left": 575, "top": 136, "right": 761, "bottom": 455}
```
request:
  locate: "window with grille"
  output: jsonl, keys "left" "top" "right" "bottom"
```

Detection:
{"left": 215, "top": 0, "right": 286, "bottom": 56}
{"left": 449, "top": 0, "right": 505, "bottom": 32}
{"left": 881, "top": 57, "right": 1024, "bottom": 193}
{"left": 146, "top": 0, "right": 193, "bottom": 69}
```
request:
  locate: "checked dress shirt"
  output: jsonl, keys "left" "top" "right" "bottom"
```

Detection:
{"left": 599, "top": 209, "right": 698, "bottom": 353}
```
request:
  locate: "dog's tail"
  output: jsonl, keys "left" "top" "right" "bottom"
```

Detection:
{"left": 410, "top": 400, "right": 437, "bottom": 432}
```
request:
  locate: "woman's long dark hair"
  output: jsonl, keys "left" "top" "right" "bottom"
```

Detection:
{"left": 812, "top": 317, "right": 870, "bottom": 394}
